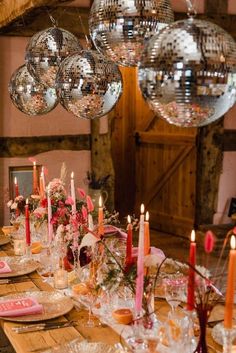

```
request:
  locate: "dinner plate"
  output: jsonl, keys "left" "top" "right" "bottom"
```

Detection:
{"left": 0, "top": 257, "right": 39, "bottom": 278}
{"left": 42, "top": 339, "right": 119, "bottom": 353}
{"left": 211, "top": 322, "right": 236, "bottom": 346}
{"left": 0, "top": 291, "right": 74, "bottom": 322}
{"left": 0, "top": 235, "right": 10, "bottom": 246}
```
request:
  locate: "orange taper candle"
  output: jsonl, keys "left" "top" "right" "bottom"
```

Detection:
{"left": 14, "top": 177, "right": 19, "bottom": 198}
{"left": 224, "top": 235, "right": 236, "bottom": 329}
{"left": 98, "top": 196, "right": 104, "bottom": 237}
{"left": 144, "top": 211, "right": 150, "bottom": 256}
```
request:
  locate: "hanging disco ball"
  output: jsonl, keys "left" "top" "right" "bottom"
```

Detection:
{"left": 26, "top": 27, "right": 82, "bottom": 87}
{"left": 9, "top": 65, "right": 58, "bottom": 115}
{"left": 138, "top": 18, "right": 236, "bottom": 127}
{"left": 89, "top": 0, "right": 174, "bottom": 67}
{"left": 55, "top": 50, "right": 122, "bottom": 119}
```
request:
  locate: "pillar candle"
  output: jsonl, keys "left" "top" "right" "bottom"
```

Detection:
{"left": 187, "top": 229, "right": 196, "bottom": 311}
{"left": 144, "top": 211, "right": 150, "bottom": 256}
{"left": 71, "top": 172, "right": 76, "bottom": 214}
{"left": 47, "top": 188, "right": 53, "bottom": 243}
{"left": 33, "top": 161, "right": 39, "bottom": 194}
{"left": 14, "top": 177, "right": 19, "bottom": 198}
{"left": 25, "top": 199, "right": 31, "bottom": 246}
{"left": 98, "top": 196, "right": 104, "bottom": 237}
{"left": 135, "top": 204, "right": 145, "bottom": 315}
{"left": 224, "top": 235, "right": 236, "bottom": 329}
{"left": 125, "top": 215, "right": 133, "bottom": 266}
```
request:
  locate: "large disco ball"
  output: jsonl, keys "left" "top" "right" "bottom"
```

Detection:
{"left": 56, "top": 50, "right": 122, "bottom": 119}
{"left": 89, "top": 0, "right": 174, "bottom": 67}
{"left": 139, "top": 18, "right": 236, "bottom": 127}
{"left": 9, "top": 65, "right": 58, "bottom": 115}
{"left": 26, "top": 27, "right": 82, "bottom": 87}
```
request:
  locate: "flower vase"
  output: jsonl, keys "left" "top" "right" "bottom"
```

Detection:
{"left": 194, "top": 305, "right": 212, "bottom": 353}
{"left": 88, "top": 188, "right": 108, "bottom": 208}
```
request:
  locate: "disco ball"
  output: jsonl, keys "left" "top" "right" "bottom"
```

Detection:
{"left": 9, "top": 65, "right": 58, "bottom": 115}
{"left": 56, "top": 50, "right": 122, "bottom": 119}
{"left": 26, "top": 27, "right": 82, "bottom": 87}
{"left": 89, "top": 0, "right": 174, "bottom": 67}
{"left": 139, "top": 18, "right": 236, "bottom": 127}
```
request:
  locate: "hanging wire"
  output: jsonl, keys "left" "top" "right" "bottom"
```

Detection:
{"left": 78, "top": 12, "right": 91, "bottom": 48}
{"left": 49, "top": 14, "right": 58, "bottom": 27}
{"left": 185, "top": 0, "right": 197, "bottom": 18}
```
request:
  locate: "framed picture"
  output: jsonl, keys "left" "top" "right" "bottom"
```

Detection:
{"left": 228, "top": 197, "right": 236, "bottom": 217}
{"left": 9, "top": 165, "right": 41, "bottom": 199}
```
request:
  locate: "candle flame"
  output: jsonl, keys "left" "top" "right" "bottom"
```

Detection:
{"left": 14, "top": 177, "right": 17, "bottom": 185}
{"left": 71, "top": 171, "right": 74, "bottom": 179}
{"left": 41, "top": 166, "right": 44, "bottom": 173}
{"left": 231, "top": 235, "right": 236, "bottom": 250}
{"left": 33, "top": 161, "right": 36, "bottom": 166}
{"left": 40, "top": 171, "right": 43, "bottom": 177}
{"left": 127, "top": 215, "right": 131, "bottom": 224}
{"left": 140, "top": 204, "right": 145, "bottom": 214}
{"left": 191, "top": 229, "right": 195, "bottom": 242}
{"left": 99, "top": 195, "right": 103, "bottom": 208}
{"left": 26, "top": 198, "right": 29, "bottom": 205}
{"left": 145, "top": 211, "right": 149, "bottom": 222}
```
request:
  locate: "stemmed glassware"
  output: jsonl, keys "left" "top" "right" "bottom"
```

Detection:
{"left": 163, "top": 274, "right": 187, "bottom": 316}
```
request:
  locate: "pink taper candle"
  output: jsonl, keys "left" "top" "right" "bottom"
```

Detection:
{"left": 47, "top": 188, "right": 53, "bottom": 243}
{"left": 135, "top": 204, "right": 145, "bottom": 315}
{"left": 71, "top": 172, "right": 76, "bottom": 214}
{"left": 224, "top": 235, "right": 236, "bottom": 329}
{"left": 187, "top": 230, "right": 196, "bottom": 311}
{"left": 25, "top": 199, "right": 31, "bottom": 246}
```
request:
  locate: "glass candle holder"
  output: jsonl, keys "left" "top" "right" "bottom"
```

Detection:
{"left": 54, "top": 269, "right": 68, "bottom": 289}
{"left": 13, "top": 239, "right": 26, "bottom": 256}
{"left": 222, "top": 326, "right": 235, "bottom": 353}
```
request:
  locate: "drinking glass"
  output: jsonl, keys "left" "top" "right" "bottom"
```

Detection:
{"left": 163, "top": 274, "right": 187, "bottom": 315}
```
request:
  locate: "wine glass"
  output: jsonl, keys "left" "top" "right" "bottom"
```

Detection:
{"left": 163, "top": 274, "right": 187, "bottom": 316}
{"left": 78, "top": 288, "right": 98, "bottom": 327}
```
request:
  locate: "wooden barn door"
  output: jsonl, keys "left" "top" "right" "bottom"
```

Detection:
{"left": 111, "top": 67, "right": 197, "bottom": 236}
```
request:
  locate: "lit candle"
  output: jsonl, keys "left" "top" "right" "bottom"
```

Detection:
{"left": 39, "top": 172, "right": 45, "bottom": 200}
{"left": 98, "top": 196, "right": 104, "bottom": 237}
{"left": 135, "top": 204, "right": 145, "bottom": 315}
{"left": 71, "top": 172, "right": 76, "bottom": 214}
{"left": 41, "top": 167, "right": 46, "bottom": 194}
{"left": 47, "top": 188, "right": 53, "bottom": 243}
{"left": 144, "top": 211, "right": 150, "bottom": 256}
{"left": 125, "top": 215, "right": 133, "bottom": 267}
{"left": 25, "top": 199, "right": 31, "bottom": 246}
{"left": 187, "top": 230, "right": 196, "bottom": 311}
{"left": 224, "top": 235, "right": 236, "bottom": 329}
{"left": 32, "top": 161, "right": 39, "bottom": 194}
{"left": 14, "top": 177, "right": 19, "bottom": 198}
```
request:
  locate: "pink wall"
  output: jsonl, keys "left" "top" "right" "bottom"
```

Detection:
{"left": 171, "top": 0, "right": 205, "bottom": 13}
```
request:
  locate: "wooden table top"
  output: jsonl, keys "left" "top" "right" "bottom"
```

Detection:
{"left": 0, "top": 240, "right": 235, "bottom": 353}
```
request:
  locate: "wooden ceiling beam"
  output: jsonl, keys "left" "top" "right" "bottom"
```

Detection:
{"left": 0, "top": 6, "right": 89, "bottom": 38}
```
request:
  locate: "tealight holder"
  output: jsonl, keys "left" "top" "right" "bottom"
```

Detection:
{"left": 13, "top": 238, "right": 26, "bottom": 256}
{"left": 221, "top": 325, "right": 236, "bottom": 353}
{"left": 54, "top": 268, "right": 68, "bottom": 289}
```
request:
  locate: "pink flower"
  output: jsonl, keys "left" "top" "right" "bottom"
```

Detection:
{"left": 65, "top": 197, "right": 74, "bottom": 206}
{"left": 77, "top": 188, "right": 86, "bottom": 198}
{"left": 58, "top": 201, "right": 65, "bottom": 208}
{"left": 86, "top": 195, "right": 94, "bottom": 213}
{"left": 204, "top": 230, "right": 215, "bottom": 254}
{"left": 82, "top": 205, "right": 88, "bottom": 220}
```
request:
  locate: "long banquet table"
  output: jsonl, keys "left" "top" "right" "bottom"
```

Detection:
{"left": 0, "top": 239, "right": 235, "bottom": 353}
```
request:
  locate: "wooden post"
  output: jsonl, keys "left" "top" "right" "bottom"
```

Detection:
{"left": 90, "top": 118, "right": 115, "bottom": 211}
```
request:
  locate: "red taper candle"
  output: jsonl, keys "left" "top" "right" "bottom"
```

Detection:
{"left": 125, "top": 215, "right": 133, "bottom": 267}
{"left": 187, "top": 229, "right": 196, "bottom": 311}
{"left": 14, "top": 177, "right": 19, "bottom": 198}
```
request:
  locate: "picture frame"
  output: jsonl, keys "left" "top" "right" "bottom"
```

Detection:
{"left": 9, "top": 165, "right": 41, "bottom": 199}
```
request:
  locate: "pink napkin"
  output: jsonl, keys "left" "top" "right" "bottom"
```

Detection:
{"left": 0, "top": 261, "right": 12, "bottom": 274}
{"left": 0, "top": 297, "right": 43, "bottom": 317}
{"left": 104, "top": 225, "right": 127, "bottom": 239}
